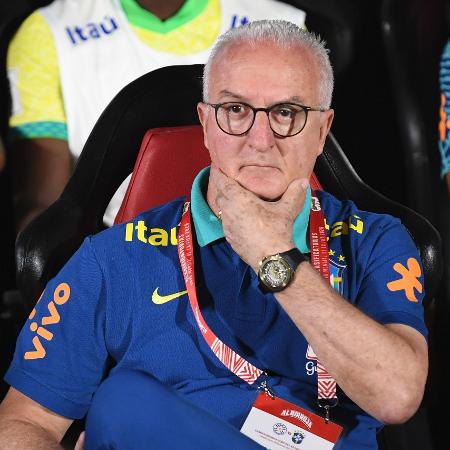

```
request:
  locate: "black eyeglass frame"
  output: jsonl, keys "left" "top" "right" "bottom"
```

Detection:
{"left": 203, "top": 101, "right": 327, "bottom": 137}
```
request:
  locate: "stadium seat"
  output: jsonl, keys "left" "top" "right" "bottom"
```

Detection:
{"left": 14, "top": 63, "right": 443, "bottom": 450}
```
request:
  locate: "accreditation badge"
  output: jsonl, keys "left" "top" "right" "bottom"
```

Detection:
{"left": 241, "top": 393, "right": 343, "bottom": 449}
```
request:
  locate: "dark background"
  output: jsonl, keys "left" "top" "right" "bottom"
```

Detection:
{"left": 0, "top": 1, "right": 449, "bottom": 449}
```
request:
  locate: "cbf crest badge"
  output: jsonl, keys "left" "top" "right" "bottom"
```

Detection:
{"left": 329, "top": 259, "right": 346, "bottom": 295}
{"left": 292, "top": 431, "right": 305, "bottom": 445}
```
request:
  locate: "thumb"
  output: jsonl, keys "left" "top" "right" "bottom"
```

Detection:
{"left": 280, "top": 178, "right": 309, "bottom": 211}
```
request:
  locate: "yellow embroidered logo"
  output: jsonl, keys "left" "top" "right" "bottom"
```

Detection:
{"left": 151, "top": 288, "right": 187, "bottom": 305}
{"left": 325, "top": 215, "right": 364, "bottom": 240}
{"left": 125, "top": 220, "right": 178, "bottom": 246}
{"left": 24, "top": 283, "right": 71, "bottom": 360}
{"left": 386, "top": 257, "right": 423, "bottom": 302}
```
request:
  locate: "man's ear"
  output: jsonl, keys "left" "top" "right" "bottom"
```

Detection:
{"left": 317, "top": 109, "right": 334, "bottom": 155}
{"left": 197, "top": 102, "right": 210, "bottom": 150}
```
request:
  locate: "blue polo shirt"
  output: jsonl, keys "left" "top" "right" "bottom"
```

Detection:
{"left": 5, "top": 168, "right": 426, "bottom": 449}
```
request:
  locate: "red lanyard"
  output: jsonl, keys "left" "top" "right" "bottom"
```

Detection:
{"left": 178, "top": 201, "right": 263, "bottom": 384}
{"left": 177, "top": 193, "right": 337, "bottom": 401}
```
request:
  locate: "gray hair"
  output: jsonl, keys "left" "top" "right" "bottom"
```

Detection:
{"left": 202, "top": 19, "right": 334, "bottom": 109}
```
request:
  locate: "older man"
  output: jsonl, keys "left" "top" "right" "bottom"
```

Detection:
{"left": 0, "top": 20, "right": 427, "bottom": 449}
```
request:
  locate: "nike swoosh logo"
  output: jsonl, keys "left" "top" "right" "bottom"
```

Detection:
{"left": 151, "top": 288, "right": 187, "bottom": 305}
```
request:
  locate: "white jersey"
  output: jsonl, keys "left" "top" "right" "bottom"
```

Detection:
{"left": 39, "top": 0, "right": 306, "bottom": 225}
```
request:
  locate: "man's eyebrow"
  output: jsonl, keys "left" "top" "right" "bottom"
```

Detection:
{"left": 281, "top": 95, "right": 307, "bottom": 104}
{"left": 216, "top": 91, "right": 308, "bottom": 105}
{"left": 217, "top": 90, "right": 247, "bottom": 101}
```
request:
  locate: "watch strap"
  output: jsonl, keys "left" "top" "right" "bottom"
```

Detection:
{"left": 278, "top": 248, "right": 308, "bottom": 271}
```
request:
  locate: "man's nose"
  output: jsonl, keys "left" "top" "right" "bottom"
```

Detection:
{"left": 246, "top": 110, "right": 275, "bottom": 149}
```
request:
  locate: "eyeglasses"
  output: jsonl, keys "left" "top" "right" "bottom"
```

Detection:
{"left": 204, "top": 101, "right": 326, "bottom": 137}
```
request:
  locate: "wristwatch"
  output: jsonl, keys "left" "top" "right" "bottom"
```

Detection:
{"left": 258, "top": 248, "right": 308, "bottom": 292}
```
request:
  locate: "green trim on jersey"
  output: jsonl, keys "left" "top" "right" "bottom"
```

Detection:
{"left": 120, "top": 0, "right": 208, "bottom": 33}
{"left": 9, "top": 121, "right": 68, "bottom": 142}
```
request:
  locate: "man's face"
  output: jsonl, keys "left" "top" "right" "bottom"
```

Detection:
{"left": 198, "top": 41, "right": 334, "bottom": 201}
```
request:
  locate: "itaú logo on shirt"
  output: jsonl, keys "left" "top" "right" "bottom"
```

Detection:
{"left": 125, "top": 220, "right": 178, "bottom": 246}
{"left": 23, "top": 283, "right": 71, "bottom": 360}
{"left": 65, "top": 16, "right": 119, "bottom": 45}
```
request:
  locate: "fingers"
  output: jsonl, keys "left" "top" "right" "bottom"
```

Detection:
{"left": 209, "top": 164, "right": 228, "bottom": 183}
{"left": 74, "top": 431, "right": 85, "bottom": 450}
{"left": 210, "top": 165, "right": 248, "bottom": 211}
{"left": 209, "top": 165, "right": 237, "bottom": 192}
{"left": 210, "top": 166, "right": 227, "bottom": 211}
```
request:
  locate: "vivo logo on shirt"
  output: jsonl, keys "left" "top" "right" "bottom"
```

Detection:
{"left": 66, "top": 16, "right": 119, "bottom": 45}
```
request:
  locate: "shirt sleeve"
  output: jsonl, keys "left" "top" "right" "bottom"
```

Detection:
{"left": 355, "top": 219, "right": 428, "bottom": 339}
{"left": 7, "top": 10, "right": 68, "bottom": 141}
{"left": 4, "top": 238, "right": 109, "bottom": 419}
{"left": 439, "top": 38, "right": 450, "bottom": 178}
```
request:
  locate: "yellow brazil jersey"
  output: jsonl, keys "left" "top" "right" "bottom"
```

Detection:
{"left": 7, "top": 0, "right": 306, "bottom": 228}
{"left": 7, "top": 0, "right": 306, "bottom": 143}
{"left": 7, "top": 0, "right": 222, "bottom": 141}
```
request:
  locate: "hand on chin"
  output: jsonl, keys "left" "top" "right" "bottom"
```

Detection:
{"left": 237, "top": 174, "right": 286, "bottom": 202}
{"left": 209, "top": 165, "right": 308, "bottom": 271}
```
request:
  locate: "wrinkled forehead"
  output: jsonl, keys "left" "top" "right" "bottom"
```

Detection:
{"left": 208, "top": 41, "right": 321, "bottom": 105}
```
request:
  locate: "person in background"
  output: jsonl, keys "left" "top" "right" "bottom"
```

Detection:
{"left": 0, "top": 20, "right": 428, "bottom": 450}
{"left": 439, "top": 37, "right": 450, "bottom": 196}
{"left": 7, "top": 0, "right": 306, "bottom": 233}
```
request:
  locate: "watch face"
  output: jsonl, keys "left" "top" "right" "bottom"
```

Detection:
{"left": 259, "top": 256, "right": 293, "bottom": 291}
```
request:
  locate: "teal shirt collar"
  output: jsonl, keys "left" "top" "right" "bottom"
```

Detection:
{"left": 191, "top": 167, "right": 311, "bottom": 253}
